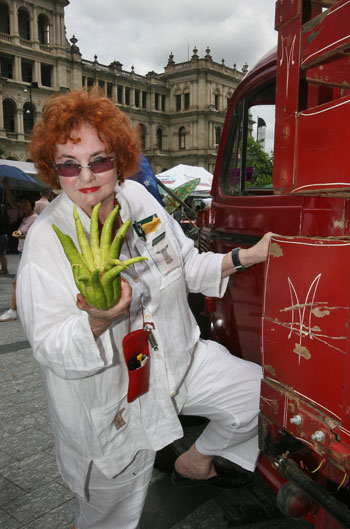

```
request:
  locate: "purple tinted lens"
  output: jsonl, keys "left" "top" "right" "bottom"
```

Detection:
{"left": 55, "top": 157, "right": 115, "bottom": 177}
{"left": 90, "top": 157, "right": 115, "bottom": 173}
{"left": 56, "top": 164, "right": 80, "bottom": 177}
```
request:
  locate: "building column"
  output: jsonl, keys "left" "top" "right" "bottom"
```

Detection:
{"left": 16, "top": 107, "right": 24, "bottom": 138}
{"left": 13, "top": 55, "right": 22, "bottom": 81}
{"left": 34, "top": 61, "right": 41, "bottom": 85}
{"left": 32, "top": 5, "right": 39, "bottom": 43}
{"left": 59, "top": 15, "right": 65, "bottom": 46}
{"left": 10, "top": 2, "right": 19, "bottom": 39}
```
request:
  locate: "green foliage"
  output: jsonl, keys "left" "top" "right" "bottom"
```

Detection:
{"left": 246, "top": 137, "right": 274, "bottom": 188}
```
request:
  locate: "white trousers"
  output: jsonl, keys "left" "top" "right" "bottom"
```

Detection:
{"left": 181, "top": 339, "right": 263, "bottom": 472}
{"left": 75, "top": 450, "right": 155, "bottom": 529}
{"left": 75, "top": 339, "right": 262, "bottom": 529}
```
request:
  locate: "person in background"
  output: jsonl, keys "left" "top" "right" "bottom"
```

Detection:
{"left": 0, "top": 177, "right": 38, "bottom": 321}
{"left": 34, "top": 188, "right": 50, "bottom": 214}
{"left": 0, "top": 201, "right": 10, "bottom": 274}
{"left": 16, "top": 89, "right": 272, "bottom": 529}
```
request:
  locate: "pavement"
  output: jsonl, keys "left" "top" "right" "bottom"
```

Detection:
{"left": 0, "top": 253, "right": 314, "bottom": 529}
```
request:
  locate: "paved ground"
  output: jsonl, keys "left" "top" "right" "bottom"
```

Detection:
{"left": 0, "top": 253, "right": 314, "bottom": 529}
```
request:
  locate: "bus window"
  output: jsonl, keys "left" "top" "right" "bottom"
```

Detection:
{"left": 220, "top": 81, "right": 275, "bottom": 196}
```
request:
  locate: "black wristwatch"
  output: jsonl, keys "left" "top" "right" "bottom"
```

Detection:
{"left": 231, "top": 247, "right": 245, "bottom": 271}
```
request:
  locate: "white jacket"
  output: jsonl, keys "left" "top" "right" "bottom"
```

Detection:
{"left": 17, "top": 180, "right": 228, "bottom": 497}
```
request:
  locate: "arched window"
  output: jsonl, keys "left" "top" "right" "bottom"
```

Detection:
{"left": 156, "top": 128, "right": 163, "bottom": 150}
{"left": 3, "top": 99, "right": 16, "bottom": 133}
{"left": 179, "top": 127, "right": 186, "bottom": 150}
{"left": 18, "top": 7, "right": 30, "bottom": 40}
{"left": 139, "top": 124, "right": 146, "bottom": 150}
{"left": 23, "top": 102, "right": 35, "bottom": 134}
{"left": 38, "top": 14, "right": 50, "bottom": 45}
{"left": 0, "top": 2, "right": 10, "bottom": 34}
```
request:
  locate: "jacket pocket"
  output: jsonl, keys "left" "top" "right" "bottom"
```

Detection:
{"left": 91, "top": 400, "right": 129, "bottom": 456}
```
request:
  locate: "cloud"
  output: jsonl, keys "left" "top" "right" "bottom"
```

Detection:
{"left": 64, "top": 0, "right": 277, "bottom": 75}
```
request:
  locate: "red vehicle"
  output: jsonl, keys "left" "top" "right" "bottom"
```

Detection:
{"left": 196, "top": 1, "right": 350, "bottom": 527}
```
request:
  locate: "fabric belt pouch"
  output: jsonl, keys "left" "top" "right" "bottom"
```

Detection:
{"left": 122, "top": 329, "right": 150, "bottom": 403}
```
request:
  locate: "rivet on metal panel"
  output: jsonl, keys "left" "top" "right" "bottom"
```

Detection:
{"left": 311, "top": 430, "right": 325, "bottom": 442}
{"left": 290, "top": 414, "right": 303, "bottom": 425}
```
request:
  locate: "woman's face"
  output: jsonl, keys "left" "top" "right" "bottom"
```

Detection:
{"left": 54, "top": 123, "right": 118, "bottom": 219}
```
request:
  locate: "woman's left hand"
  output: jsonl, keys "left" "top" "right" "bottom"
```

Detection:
{"left": 239, "top": 232, "right": 274, "bottom": 267}
{"left": 221, "top": 232, "right": 275, "bottom": 278}
{"left": 76, "top": 278, "right": 132, "bottom": 339}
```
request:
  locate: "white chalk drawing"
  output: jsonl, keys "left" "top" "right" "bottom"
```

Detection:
{"left": 280, "top": 34, "right": 296, "bottom": 99}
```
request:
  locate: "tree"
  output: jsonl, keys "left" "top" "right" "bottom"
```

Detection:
{"left": 246, "top": 136, "right": 273, "bottom": 188}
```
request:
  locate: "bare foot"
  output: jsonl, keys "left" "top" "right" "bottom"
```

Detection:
{"left": 174, "top": 443, "right": 217, "bottom": 480}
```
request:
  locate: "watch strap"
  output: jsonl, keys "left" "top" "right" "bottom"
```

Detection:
{"left": 231, "top": 247, "right": 245, "bottom": 271}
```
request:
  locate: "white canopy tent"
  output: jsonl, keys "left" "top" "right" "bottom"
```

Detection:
{"left": 156, "top": 164, "right": 213, "bottom": 196}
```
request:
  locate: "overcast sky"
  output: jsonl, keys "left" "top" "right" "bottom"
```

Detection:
{"left": 64, "top": 1, "right": 277, "bottom": 153}
{"left": 64, "top": 1, "right": 277, "bottom": 76}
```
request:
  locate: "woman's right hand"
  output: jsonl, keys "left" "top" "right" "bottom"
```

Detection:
{"left": 76, "top": 278, "right": 132, "bottom": 339}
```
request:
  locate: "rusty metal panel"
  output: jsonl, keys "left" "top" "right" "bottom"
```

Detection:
{"left": 262, "top": 235, "right": 350, "bottom": 424}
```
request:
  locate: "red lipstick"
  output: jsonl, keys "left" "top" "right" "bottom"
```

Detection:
{"left": 79, "top": 186, "right": 100, "bottom": 194}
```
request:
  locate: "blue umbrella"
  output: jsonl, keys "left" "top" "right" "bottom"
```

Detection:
{"left": 0, "top": 162, "right": 41, "bottom": 191}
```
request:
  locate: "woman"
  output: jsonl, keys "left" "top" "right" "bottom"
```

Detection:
{"left": 0, "top": 180, "right": 38, "bottom": 321}
{"left": 17, "top": 89, "right": 272, "bottom": 529}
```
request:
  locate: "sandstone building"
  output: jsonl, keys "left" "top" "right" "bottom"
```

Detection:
{"left": 0, "top": 0, "right": 246, "bottom": 175}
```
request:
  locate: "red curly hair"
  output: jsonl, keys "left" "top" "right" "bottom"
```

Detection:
{"left": 28, "top": 88, "right": 141, "bottom": 189}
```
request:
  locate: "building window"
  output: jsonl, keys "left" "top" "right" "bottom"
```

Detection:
{"left": 156, "top": 128, "right": 163, "bottom": 150}
{"left": 142, "top": 91, "right": 147, "bottom": 109}
{"left": 23, "top": 103, "right": 35, "bottom": 133}
{"left": 41, "top": 64, "right": 52, "bottom": 87}
{"left": 21, "top": 60, "right": 33, "bottom": 83}
{"left": 107, "top": 83, "right": 113, "bottom": 98}
{"left": 214, "top": 94, "right": 220, "bottom": 110}
{"left": 117, "top": 86, "right": 123, "bottom": 104}
{"left": 179, "top": 127, "right": 186, "bottom": 149}
{"left": 162, "top": 94, "right": 166, "bottom": 112}
{"left": 227, "top": 97, "right": 231, "bottom": 109}
{"left": 87, "top": 77, "right": 94, "bottom": 88}
{"left": 3, "top": 99, "right": 16, "bottom": 133}
{"left": 139, "top": 124, "right": 146, "bottom": 150}
{"left": 0, "top": 3, "right": 10, "bottom": 34}
{"left": 18, "top": 7, "right": 30, "bottom": 40}
{"left": 184, "top": 93, "right": 190, "bottom": 110}
{"left": 125, "top": 87, "right": 130, "bottom": 105}
{"left": 154, "top": 93, "right": 159, "bottom": 110}
{"left": 215, "top": 126, "right": 221, "bottom": 147}
{"left": 1, "top": 56, "right": 13, "bottom": 79}
{"left": 82, "top": 76, "right": 86, "bottom": 87}
{"left": 176, "top": 94, "right": 181, "bottom": 111}
{"left": 38, "top": 14, "right": 50, "bottom": 45}
{"left": 98, "top": 80, "right": 105, "bottom": 92}
{"left": 135, "top": 89, "right": 140, "bottom": 108}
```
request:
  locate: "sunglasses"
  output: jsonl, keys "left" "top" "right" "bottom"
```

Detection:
{"left": 54, "top": 155, "right": 116, "bottom": 177}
